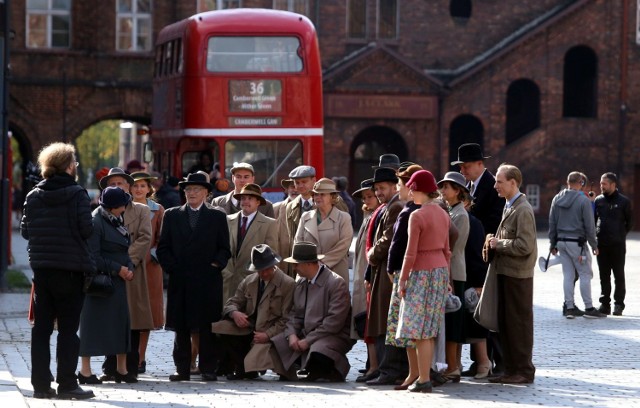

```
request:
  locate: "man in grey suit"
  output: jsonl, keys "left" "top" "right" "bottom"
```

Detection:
{"left": 211, "top": 162, "right": 275, "bottom": 217}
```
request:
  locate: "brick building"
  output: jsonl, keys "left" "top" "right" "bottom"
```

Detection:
{"left": 7, "top": 0, "right": 640, "bottom": 224}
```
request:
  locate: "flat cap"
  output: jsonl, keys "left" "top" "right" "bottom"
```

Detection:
{"left": 288, "top": 165, "right": 316, "bottom": 179}
{"left": 231, "top": 162, "right": 255, "bottom": 175}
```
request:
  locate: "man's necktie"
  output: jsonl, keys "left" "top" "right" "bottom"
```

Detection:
{"left": 302, "top": 200, "right": 312, "bottom": 212}
{"left": 469, "top": 181, "right": 476, "bottom": 197}
{"left": 188, "top": 209, "right": 199, "bottom": 229}
{"left": 240, "top": 216, "right": 248, "bottom": 239}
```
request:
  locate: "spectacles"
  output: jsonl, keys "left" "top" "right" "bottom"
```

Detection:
{"left": 184, "top": 187, "right": 204, "bottom": 193}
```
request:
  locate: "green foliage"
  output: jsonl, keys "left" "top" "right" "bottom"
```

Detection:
{"left": 5, "top": 269, "right": 31, "bottom": 290}
{"left": 75, "top": 120, "right": 121, "bottom": 189}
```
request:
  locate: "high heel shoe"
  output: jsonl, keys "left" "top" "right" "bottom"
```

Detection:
{"left": 394, "top": 376, "right": 419, "bottom": 390}
{"left": 77, "top": 372, "right": 102, "bottom": 384}
{"left": 439, "top": 368, "right": 461, "bottom": 384}
{"left": 474, "top": 362, "right": 492, "bottom": 379}
{"left": 408, "top": 380, "right": 433, "bottom": 393}
{"left": 114, "top": 371, "right": 138, "bottom": 384}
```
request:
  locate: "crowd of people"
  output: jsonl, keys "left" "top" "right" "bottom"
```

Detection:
{"left": 20, "top": 141, "right": 631, "bottom": 400}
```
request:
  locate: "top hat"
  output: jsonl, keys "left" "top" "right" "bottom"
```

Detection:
{"left": 312, "top": 178, "right": 339, "bottom": 194}
{"left": 99, "top": 167, "right": 135, "bottom": 189}
{"left": 179, "top": 172, "right": 213, "bottom": 191}
{"left": 99, "top": 186, "right": 132, "bottom": 209}
{"left": 289, "top": 165, "right": 316, "bottom": 179}
{"left": 451, "top": 143, "right": 490, "bottom": 165}
{"left": 130, "top": 171, "right": 158, "bottom": 182}
{"left": 372, "top": 154, "right": 401, "bottom": 170}
{"left": 437, "top": 171, "right": 469, "bottom": 192}
{"left": 233, "top": 183, "right": 266, "bottom": 205}
{"left": 407, "top": 170, "right": 438, "bottom": 194}
{"left": 248, "top": 244, "right": 282, "bottom": 271}
{"left": 231, "top": 162, "right": 255, "bottom": 175}
{"left": 352, "top": 178, "right": 374, "bottom": 198}
{"left": 283, "top": 241, "right": 325, "bottom": 264}
{"left": 372, "top": 167, "right": 399, "bottom": 184}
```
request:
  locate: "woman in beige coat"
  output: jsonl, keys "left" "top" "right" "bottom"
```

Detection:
{"left": 295, "top": 178, "right": 353, "bottom": 282}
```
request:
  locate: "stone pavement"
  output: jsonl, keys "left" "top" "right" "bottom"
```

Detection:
{"left": 2, "top": 228, "right": 640, "bottom": 407}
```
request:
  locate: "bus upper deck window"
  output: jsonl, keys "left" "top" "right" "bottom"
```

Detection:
{"left": 207, "top": 36, "right": 303, "bottom": 73}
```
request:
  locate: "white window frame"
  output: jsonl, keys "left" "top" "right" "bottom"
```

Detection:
{"left": 273, "top": 0, "right": 309, "bottom": 15}
{"left": 25, "top": 0, "right": 71, "bottom": 49}
{"left": 116, "top": 0, "right": 153, "bottom": 52}
{"left": 525, "top": 184, "right": 540, "bottom": 211}
{"left": 197, "top": 0, "right": 242, "bottom": 12}
{"left": 376, "top": 0, "right": 399, "bottom": 40}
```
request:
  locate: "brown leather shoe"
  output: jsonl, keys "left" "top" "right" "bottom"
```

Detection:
{"left": 489, "top": 374, "right": 533, "bottom": 384}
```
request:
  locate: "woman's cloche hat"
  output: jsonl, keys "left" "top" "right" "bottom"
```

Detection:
{"left": 312, "top": 178, "right": 338, "bottom": 194}
{"left": 99, "top": 186, "right": 132, "bottom": 209}
{"left": 406, "top": 170, "right": 438, "bottom": 194}
{"left": 437, "top": 171, "right": 469, "bottom": 192}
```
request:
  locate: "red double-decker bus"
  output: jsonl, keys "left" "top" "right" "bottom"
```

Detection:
{"left": 151, "top": 8, "right": 324, "bottom": 200}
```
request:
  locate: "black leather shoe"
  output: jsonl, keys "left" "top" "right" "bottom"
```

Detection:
{"left": 98, "top": 374, "right": 115, "bottom": 382}
{"left": 169, "top": 373, "right": 190, "bottom": 382}
{"left": 365, "top": 374, "right": 397, "bottom": 386}
{"left": 115, "top": 371, "right": 138, "bottom": 383}
{"left": 33, "top": 387, "right": 56, "bottom": 399}
{"left": 201, "top": 373, "right": 218, "bottom": 381}
{"left": 57, "top": 386, "right": 95, "bottom": 400}
{"left": 77, "top": 372, "right": 102, "bottom": 384}
{"left": 613, "top": 305, "right": 624, "bottom": 316}
{"left": 356, "top": 370, "right": 379, "bottom": 383}
{"left": 226, "top": 372, "right": 244, "bottom": 381}
{"left": 138, "top": 360, "right": 146, "bottom": 374}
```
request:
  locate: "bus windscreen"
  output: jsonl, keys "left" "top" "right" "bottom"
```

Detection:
{"left": 206, "top": 36, "right": 303, "bottom": 73}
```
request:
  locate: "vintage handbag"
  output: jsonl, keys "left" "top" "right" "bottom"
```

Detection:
{"left": 83, "top": 272, "right": 114, "bottom": 297}
{"left": 473, "top": 265, "right": 499, "bottom": 332}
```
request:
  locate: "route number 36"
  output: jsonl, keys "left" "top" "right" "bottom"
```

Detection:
{"left": 249, "top": 82, "right": 264, "bottom": 95}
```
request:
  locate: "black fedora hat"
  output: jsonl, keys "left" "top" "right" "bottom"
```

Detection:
{"left": 372, "top": 167, "right": 398, "bottom": 184}
{"left": 451, "top": 143, "right": 490, "bottom": 165}
{"left": 99, "top": 167, "right": 135, "bottom": 189}
{"left": 179, "top": 171, "right": 213, "bottom": 191}
{"left": 283, "top": 242, "right": 325, "bottom": 264}
{"left": 352, "top": 178, "right": 374, "bottom": 198}
{"left": 247, "top": 244, "right": 282, "bottom": 271}
{"left": 372, "top": 154, "right": 400, "bottom": 170}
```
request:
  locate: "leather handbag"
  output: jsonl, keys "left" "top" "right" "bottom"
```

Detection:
{"left": 473, "top": 265, "right": 499, "bottom": 332}
{"left": 83, "top": 272, "right": 114, "bottom": 297}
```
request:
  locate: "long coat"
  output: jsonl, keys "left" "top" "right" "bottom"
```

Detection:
{"left": 222, "top": 211, "right": 279, "bottom": 304}
{"left": 144, "top": 199, "right": 165, "bottom": 328}
{"left": 212, "top": 267, "right": 295, "bottom": 372}
{"left": 469, "top": 169, "right": 505, "bottom": 236}
{"left": 449, "top": 202, "right": 470, "bottom": 282}
{"left": 272, "top": 265, "right": 354, "bottom": 379}
{"left": 211, "top": 191, "right": 275, "bottom": 218}
{"left": 366, "top": 193, "right": 404, "bottom": 337}
{"left": 351, "top": 211, "right": 372, "bottom": 339}
{"left": 273, "top": 196, "right": 294, "bottom": 269}
{"left": 123, "top": 200, "right": 154, "bottom": 331}
{"left": 157, "top": 203, "right": 231, "bottom": 331}
{"left": 295, "top": 207, "right": 353, "bottom": 282}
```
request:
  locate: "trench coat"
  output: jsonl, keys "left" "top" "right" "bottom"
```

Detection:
{"left": 272, "top": 265, "right": 354, "bottom": 379}
{"left": 350, "top": 211, "right": 372, "bottom": 339}
{"left": 144, "top": 198, "right": 165, "bottom": 328}
{"left": 295, "top": 207, "right": 353, "bottom": 282}
{"left": 157, "top": 203, "right": 231, "bottom": 331}
{"left": 274, "top": 196, "right": 294, "bottom": 269}
{"left": 211, "top": 191, "right": 275, "bottom": 218}
{"left": 123, "top": 200, "right": 154, "bottom": 331}
{"left": 221, "top": 211, "right": 279, "bottom": 304}
{"left": 366, "top": 193, "right": 404, "bottom": 337}
{"left": 212, "top": 267, "right": 295, "bottom": 372}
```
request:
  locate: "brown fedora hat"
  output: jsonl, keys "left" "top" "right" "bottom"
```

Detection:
{"left": 99, "top": 167, "right": 135, "bottom": 189}
{"left": 233, "top": 183, "right": 266, "bottom": 205}
{"left": 312, "top": 178, "right": 338, "bottom": 194}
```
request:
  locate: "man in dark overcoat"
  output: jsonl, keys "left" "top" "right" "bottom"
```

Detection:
{"left": 157, "top": 172, "right": 231, "bottom": 381}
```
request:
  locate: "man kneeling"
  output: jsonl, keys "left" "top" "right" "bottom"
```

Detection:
{"left": 273, "top": 242, "right": 355, "bottom": 382}
{"left": 212, "top": 244, "right": 295, "bottom": 380}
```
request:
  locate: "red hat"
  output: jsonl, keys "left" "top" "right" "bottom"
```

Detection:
{"left": 407, "top": 170, "right": 438, "bottom": 194}
{"left": 95, "top": 167, "right": 110, "bottom": 183}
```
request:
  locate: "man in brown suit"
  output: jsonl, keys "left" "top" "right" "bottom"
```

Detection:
{"left": 272, "top": 242, "right": 354, "bottom": 382}
{"left": 222, "top": 183, "right": 279, "bottom": 303}
{"left": 212, "top": 245, "right": 295, "bottom": 380}
{"left": 211, "top": 162, "right": 275, "bottom": 217}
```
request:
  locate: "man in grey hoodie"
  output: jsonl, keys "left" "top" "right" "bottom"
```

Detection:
{"left": 549, "top": 172, "right": 606, "bottom": 319}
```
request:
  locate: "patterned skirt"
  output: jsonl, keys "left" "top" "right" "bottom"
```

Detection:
{"left": 396, "top": 267, "right": 448, "bottom": 341}
{"left": 385, "top": 273, "right": 414, "bottom": 348}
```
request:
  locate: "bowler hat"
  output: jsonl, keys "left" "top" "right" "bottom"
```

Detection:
{"left": 99, "top": 167, "right": 135, "bottom": 189}
{"left": 407, "top": 170, "right": 438, "bottom": 194}
{"left": 248, "top": 244, "right": 282, "bottom": 271}
{"left": 99, "top": 186, "right": 132, "bottom": 209}
{"left": 130, "top": 171, "right": 158, "bottom": 182}
{"left": 437, "top": 171, "right": 469, "bottom": 192}
{"left": 352, "top": 178, "right": 374, "bottom": 198}
{"left": 283, "top": 241, "right": 325, "bottom": 264}
{"left": 312, "top": 178, "right": 338, "bottom": 194}
{"left": 372, "top": 167, "right": 398, "bottom": 185}
{"left": 233, "top": 183, "right": 267, "bottom": 205}
{"left": 179, "top": 171, "right": 213, "bottom": 191}
{"left": 231, "top": 162, "right": 255, "bottom": 175}
{"left": 451, "top": 143, "right": 490, "bottom": 165}
{"left": 372, "top": 154, "right": 400, "bottom": 170}
{"left": 289, "top": 165, "right": 316, "bottom": 179}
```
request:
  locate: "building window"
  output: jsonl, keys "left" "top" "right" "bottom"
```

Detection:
{"left": 197, "top": 0, "right": 241, "bottom": 11}
{"left": 273, "top": 0, "right": 309, "bottom": 15}
{"left": 377, "top": 0, "right": 398, "bottom": 39}
{"left": 116, "top": 0, "right": 153, "bottom": 52}
{"left": 563, "top": 45, "right": 598, "bottom": 118}
{"left": 450, "top": 0, "right": 472, "bottom": 19}
{"left": 525, "top": 184, "right": 540, "bottom": 211}
{"left": 449, "top": 114, "right": 484, "bottom": 169}
{"left": 26, "top": 0, "right": 71, "bottom": 49}
{"left": 348, "top": 0, "right": 367, "bottom": 39}
{"left": 506, "top": 79, "right": 540, "bottom": 144}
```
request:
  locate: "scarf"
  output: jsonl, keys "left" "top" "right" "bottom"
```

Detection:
{"left": 99, "top": 206, "right": 130, "bottom": 238}
{"left": 365, "top": 203, "right": 387, "bottom": 254}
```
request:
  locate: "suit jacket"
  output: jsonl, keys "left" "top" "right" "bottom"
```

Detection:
{"left": 211, "top": 191, "right": 275, "bottom": 218}
{"left": 295, "top": 207, "right": 353, "bottom": 282}
{"left": 123, "top": 201, "right": 154, "bottom": 330}
{"left": 366, "top": 193, "right": 404, "bottom": 337}
{"left": 221, "top": 211, "right": 279, "bottom": 304}
{"left": 491, "top": 194, "right": 537, "bottom": 278}
{"left": 212, "top": 268, "right": 295, "bottom": 372}
{"left": 470, "top": 169, "right": 505, "bottom": 236}
{"left": 272, "top": 265, "right": 354, "bottom": 379}
{"left": 157, "top": 203, "right": 231, "bottom": 331}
